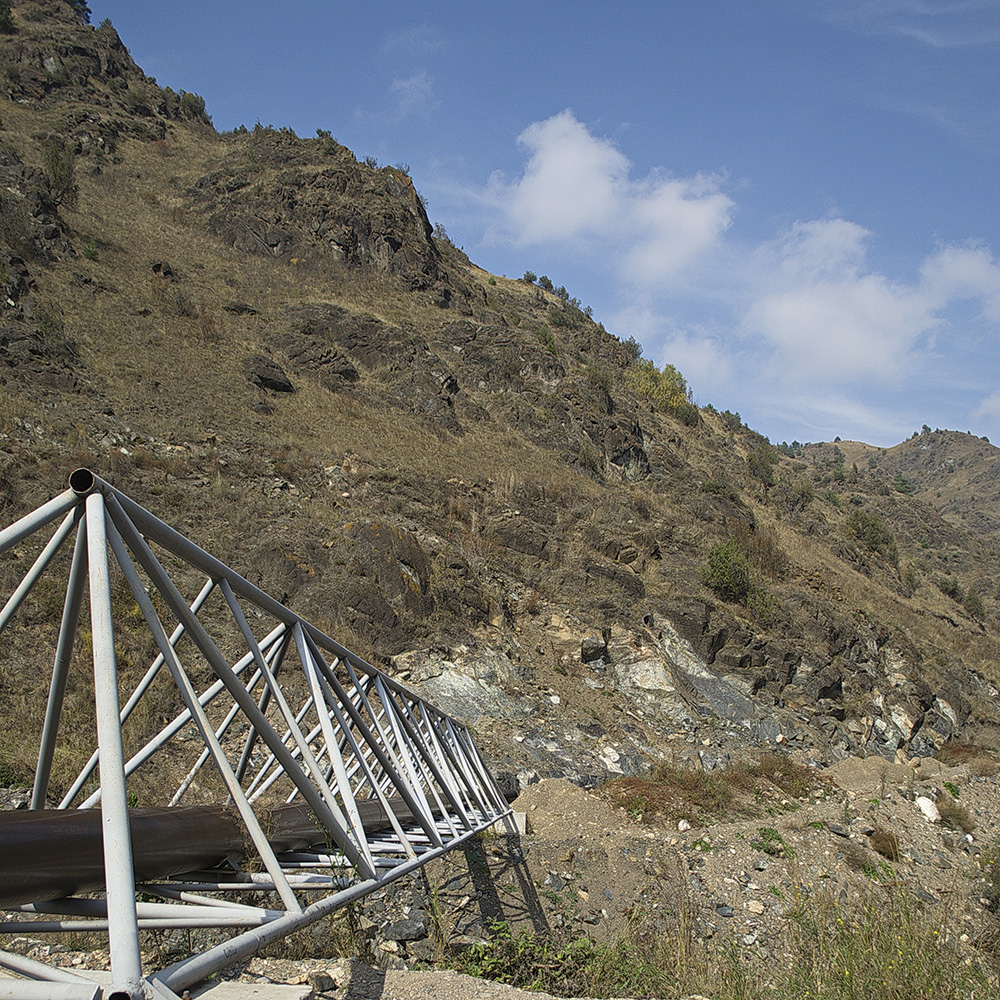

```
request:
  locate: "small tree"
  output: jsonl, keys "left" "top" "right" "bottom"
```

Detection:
{"left": 625, "top": 358, "right": 689, "bottom": 410}
{"left": 68, "top": 0, "right": 91, "bottom": 24}
{"left": 621, "top": 335, "right": 642, "bottom": 361}
{"left": 747, "top": 442, "right": 779, "bottom": 486}
{"left": 0, "top": 1, "right": 15, "bottom": 34}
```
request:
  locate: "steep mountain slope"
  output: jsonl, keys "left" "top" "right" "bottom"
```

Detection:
{"left": 1, "top": 0, "right": 999, "bottom": 798}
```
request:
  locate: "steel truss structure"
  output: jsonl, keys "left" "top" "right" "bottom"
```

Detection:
{"left": 0, "top": 470, "right": 510, "bottom": 999}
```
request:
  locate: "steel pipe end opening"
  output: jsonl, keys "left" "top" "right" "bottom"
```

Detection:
{"left": 69, "top": 468, "right": 96, "bottom": 495}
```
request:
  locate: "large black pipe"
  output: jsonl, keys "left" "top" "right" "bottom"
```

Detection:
{"left": 0, "top": 798, "right": 424, "bottom": 909}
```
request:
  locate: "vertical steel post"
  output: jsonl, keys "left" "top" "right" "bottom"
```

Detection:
{"left": 31, "top": 517, "right": 88, "bottom": 809}
{"left": 85, "top": 492, "right": 143, "bottom": 998}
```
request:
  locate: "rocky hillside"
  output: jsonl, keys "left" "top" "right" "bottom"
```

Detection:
{"left": 1, "top": 0, "right": 999, "bottom": 799}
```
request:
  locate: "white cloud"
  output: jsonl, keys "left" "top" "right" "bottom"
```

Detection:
{"left": 625, "top": 174, "right": 735, "bottom": 285}
{"left": 654, "top": 328, "right": 734, "bottom": 396}
{"left": 919, "top": 243, "right": 1000, "bottom": 320}
{"left": 499, "top": 111, "right": 628, "bottom": 244}
{"left": 742, "top": 222, "right": 1000, "bottom": 391}
{"left": 390, "top": 71, "right": 435, "bottom": 119}
{"left": 745, "top": 219, "right": 941, "bottom": 382}
{"left": 486, "top": 111, "right": 733, "bottom": 283}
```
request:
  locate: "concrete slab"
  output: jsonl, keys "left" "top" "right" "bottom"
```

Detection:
{"left": 190, "top": 985, "right": 311, "bottom": 1000}
{"left": 1, "top": 969, "right": 311, "bottom": 1000}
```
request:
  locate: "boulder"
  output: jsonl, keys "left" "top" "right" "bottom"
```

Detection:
{"left": 243, "top": 355, "right": 294, "bottom": 392}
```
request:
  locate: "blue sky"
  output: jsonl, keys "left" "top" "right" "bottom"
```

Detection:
{"left": 91, "top": 1, "right": 1000, "bottom": 448}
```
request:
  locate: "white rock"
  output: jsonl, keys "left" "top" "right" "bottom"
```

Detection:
{"left": 916, "top": 795, "right": 941, "bottom": 823}
{"left": 678, "top": 819, "right": 692, "bottom": 832}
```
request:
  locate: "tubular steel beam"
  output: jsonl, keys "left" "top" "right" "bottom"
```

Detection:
{"left": 85, "top": 492, "right": 144, "bottom": 998}
{"left": 0, "top": 470, "right": 512, "bottom": 997}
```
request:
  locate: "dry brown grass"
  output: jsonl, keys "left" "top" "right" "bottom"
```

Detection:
{"left": 936, "top": 740, "right": 999, "bottom": 776}
{"left": 869, "top": 825, "right": 902, "bottom": 862}
{"left": 937, "top": 792, "right": 976, "bottom": 834}
{"left": 602, "top": 752, "right": 816, "bottom": 826}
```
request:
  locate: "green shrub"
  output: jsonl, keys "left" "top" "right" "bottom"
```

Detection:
{"left": 535, "top": 325, "right": 556, "bottom": 354}
{"left": 700, "top": 478, "right": 736, "bottom": 500}
{"left": 123, "top": 84, "right": 154, "bottom": 116}
{"left": 747, "top": 587, "right": 780, "bottom": 625}
{"left": 963, "top": 588, "right": 986, "bottom": 620}
{"left": 720, "top": 409, "right": 742, "bottom": 432}
{"left": 548, "top": 304, "right": 573, "bottom": 327}
{"left": 179, "top": 91, "right": 210, "bottom": 123}
{"left": 702, "top": 534, "right": 781, "bottom": 622}
{"left": 43, "top": 140, "right": 76, "bottom": 208}
{"left": 747, "top": 442, "right": 779, "bottom": 485}
{"left": 847, "top": 509, "right": 898, "bottom": 564}
{"left": 791, "top": 481, "right": 814, "bottom": 505}
{"left": 0, "top": 1, "right": 14, "bottom": 33}
{"left": 674, "top": 400, "right": 700, "bottom": 426}
{"left": 69, "top": 1, "right": 91, "bottom": 24}
{"left": 752, "top": 826, "right": 795, "bottom": 858}
{"left": 621, "top": 335, "right": 642, "bottom": 361}
{"left": 701, "top": 538, "right": 752, "bottom": 604}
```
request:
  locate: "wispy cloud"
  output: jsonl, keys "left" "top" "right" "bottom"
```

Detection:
{"left": 381, "top": 24, "right": 446, "bottom": 57}
{"left": 975, "top": 390, "right": 1000, "bottom": 422}
{"left": 390, "top": 71, "right": 435, "bottom": 120}
{"left": 810, "top": 0, "right": 1000, "bottom": 47}
{"left": 744, "top": 223, "right": 1000, "bottom": 403}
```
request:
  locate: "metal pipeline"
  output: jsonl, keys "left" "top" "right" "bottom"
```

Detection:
{"left": 0, "top": 798, "right": 424, "bottom": 909}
